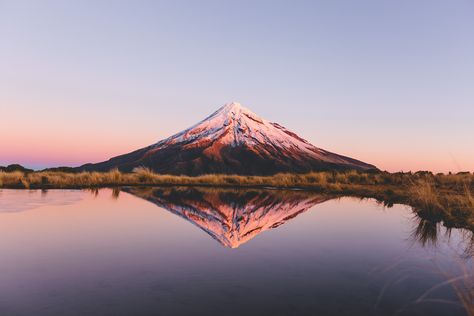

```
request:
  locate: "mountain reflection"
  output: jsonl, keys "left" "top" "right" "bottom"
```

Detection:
{"left": 124, "top": 187, "right": 332, "bottom": 248}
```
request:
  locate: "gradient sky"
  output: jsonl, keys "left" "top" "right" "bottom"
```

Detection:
{"left": 1, "top": 0, "right": 473, "bottom": 172}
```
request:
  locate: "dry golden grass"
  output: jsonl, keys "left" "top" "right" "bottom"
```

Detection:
{"left": 409, "top": 180, "right": 443, "bottom": 215}
{"left": 467, "top": 187, "right": 474, "bottom": 210}
{"left": 0, "top": 169, "right": 472, "bottom": 193}
{"left": 0, "top": 169, "right": 471, "bottom": 189}
{"left": 0, "top": 168, "right": 473, "bottom": 225}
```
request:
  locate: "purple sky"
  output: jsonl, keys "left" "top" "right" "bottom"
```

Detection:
{"left": 1, "top": 0, "right": 473, "bottom": 172}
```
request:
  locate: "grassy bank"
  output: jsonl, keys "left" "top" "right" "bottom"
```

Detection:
{"left": 1, "top": 168, "right": 473, "bottom": 229}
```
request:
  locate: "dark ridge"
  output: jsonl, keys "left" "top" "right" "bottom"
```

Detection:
{"left": 0, "top": 164, "right": 34, "bottom": 173}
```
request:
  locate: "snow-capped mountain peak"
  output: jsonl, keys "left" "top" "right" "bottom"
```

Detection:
{"left": 157, "top": 102, "right": 315, "bottom": 152}
{"left": 79, "top": 102, "right": 376, "bottom": 175}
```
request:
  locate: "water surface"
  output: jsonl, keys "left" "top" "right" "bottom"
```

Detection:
{"left": 0, "top": 188, "right": 470, "bottom": 316}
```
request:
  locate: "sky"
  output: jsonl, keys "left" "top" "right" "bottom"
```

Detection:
{"left": 0, "top": 0, "right": 473, "bottom": 172}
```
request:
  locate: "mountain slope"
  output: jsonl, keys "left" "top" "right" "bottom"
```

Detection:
{"left": 79, "top": 102, "right": 376, "bottom": 175}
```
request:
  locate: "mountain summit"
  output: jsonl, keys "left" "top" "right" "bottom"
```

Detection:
{"left": 79, "top": 102, "right": 376, "bottom": 175}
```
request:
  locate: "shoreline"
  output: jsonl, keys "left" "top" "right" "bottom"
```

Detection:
{"left": 1, "top": 168, "right": 473, "bottom": 232}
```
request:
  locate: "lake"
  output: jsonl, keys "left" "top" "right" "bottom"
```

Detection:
{"left": 0, "top": 187, "right": 471, "bottom": 316}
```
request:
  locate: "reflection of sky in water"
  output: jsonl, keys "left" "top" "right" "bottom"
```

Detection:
{"left": 0, "top": 189, "right": 470, "bottom": 316}
{"left": 0, "top": 189, "right": 84, "bottom": 213}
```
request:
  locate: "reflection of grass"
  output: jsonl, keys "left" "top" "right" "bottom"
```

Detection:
{"left": 1, "top": 168, "right": 473, "bottom": 228}
{"left": 423, "top": 245, "right": 474, "bottom": 316}
{"left": 411, "top": 218, "right": 440, "bottom": 247}
{"left": 409, "top": 191, "right": 474, "bottom": 316}
{"left": 452, "top": 265, "right": 474, "bottom": 316}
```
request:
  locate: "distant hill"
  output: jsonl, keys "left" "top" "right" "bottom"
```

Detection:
{"left": 0, "top": 164, "right": 34, "bottom": 173}
{"left": 40, "top": 166, "right": 77, "bottom": 173}
{"left": 78, "top": 102, "right": 377, "bottom": 175}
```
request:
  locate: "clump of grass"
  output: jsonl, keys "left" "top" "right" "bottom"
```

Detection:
{"left": 133, "top": 167, "right": 156, "bottom": 182}
{"left": 0, "top": 171, "right": 27, "bottom": 188}
{"left": 410, "top": 179, "right": 443, "bottom": 217}
{"left": 109, "top": 168, "right": 122, "bottom": 183}
{"left": 467, "top": 187, "right": 474, "bottom": 210}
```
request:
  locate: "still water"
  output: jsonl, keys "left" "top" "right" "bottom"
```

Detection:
{"left": 0, "top": 188, "right": 471, "bottom": 316}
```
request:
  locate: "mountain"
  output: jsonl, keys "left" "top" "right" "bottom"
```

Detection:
{"left": 79, "top": 102, "right": 376, "bottom": 175}
{"left": 124, "top": 187, "right": 331, "bottom": 248}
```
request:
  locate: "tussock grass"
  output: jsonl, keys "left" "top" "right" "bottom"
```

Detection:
{"left": 410, "top": 180, "right": 443, "bottom": 217}
{"left": 0, "top": 169, "right": 472, "bottom": 192}
{"left": 0, "top": 169, "right": 473, "bottom": 228}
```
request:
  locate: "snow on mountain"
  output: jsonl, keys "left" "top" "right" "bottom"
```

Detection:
{"left": 151, "top": 102, "right": 318, "bottom": 155}
{"left": 79, "top": 102, "right": 376, "bottom": 175}
{"left": 157, "top": 102, "right": 308, "bottom": 148}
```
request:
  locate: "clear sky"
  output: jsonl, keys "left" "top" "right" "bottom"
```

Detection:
{"left": 1, "top": 0, "right": 473, "bottom": 172}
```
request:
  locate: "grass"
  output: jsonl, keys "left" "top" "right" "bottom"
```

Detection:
{"left": 1, "top": 167, "right": 473, "bottom": 229}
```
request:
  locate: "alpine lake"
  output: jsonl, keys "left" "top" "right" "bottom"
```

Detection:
{"left": 0, "top": 187, "right": 472, "bottom": 316}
